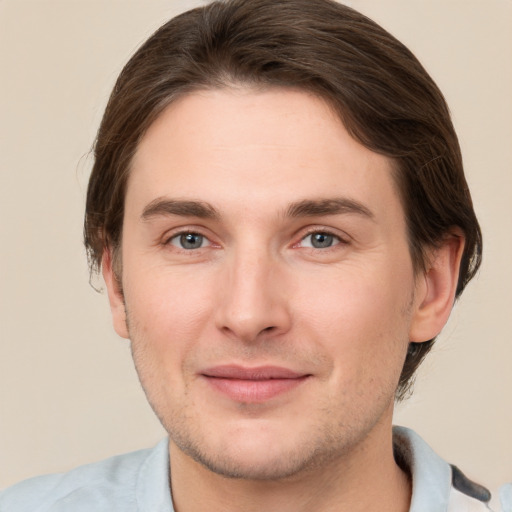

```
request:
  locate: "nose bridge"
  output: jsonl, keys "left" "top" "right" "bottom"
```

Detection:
{"left": 216, "top": 242, "right": 290, "bottom": 341}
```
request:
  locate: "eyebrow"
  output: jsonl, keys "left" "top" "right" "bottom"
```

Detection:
{"left": 141, "top": 198, "right": 219, "bottom": 220}
{"left": 286, "top": 198, "right": 374, "bottom": 220}
{"left": 140, "top": 197, "right": 374, "bottom": 222}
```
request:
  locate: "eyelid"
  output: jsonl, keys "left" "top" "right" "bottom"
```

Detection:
{"left": 161, "top": 225, "right": 220, "bottom": 249}
{"left": 293, "top": 226, "right": 350, "bottom": 248}
{"left": 159, "top": 224, "right": 350, "bottom": 251}
{"left": 169, "top": 232, "right": 209, "bottom": 249}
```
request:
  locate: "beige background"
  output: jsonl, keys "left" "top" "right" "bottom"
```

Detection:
{"left": 1, "top": 0, "right": 511, "bottom": 497}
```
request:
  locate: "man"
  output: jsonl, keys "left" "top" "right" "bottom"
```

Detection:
{"left": 1, "top": 0, "right": 509, "bottom": 510}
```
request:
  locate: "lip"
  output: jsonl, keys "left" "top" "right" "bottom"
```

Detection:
{"left": 201, "top": 365, "right": 310, "bottom": 403}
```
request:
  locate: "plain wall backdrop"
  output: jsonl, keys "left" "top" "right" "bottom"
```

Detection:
{"left": 1, "top": 0, "right": 511, "bottom": 498}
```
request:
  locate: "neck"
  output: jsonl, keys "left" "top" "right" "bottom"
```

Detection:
{"left": 168, "top": 420, "right": 411, "bottom": 512}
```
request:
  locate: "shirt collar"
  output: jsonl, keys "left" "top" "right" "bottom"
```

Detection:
{"left": 135, "top": 428, "right": 454, "bottom": 512}
{"left": 393, "top": 426, "right": 452, "bottom": 512}
{"left": 136, "top": 438, "right": 175, "bottom": 512}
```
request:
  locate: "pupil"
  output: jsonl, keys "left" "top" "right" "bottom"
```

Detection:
{"left": 181, "top": 233, "right": 202, "bottom": 249}
{"left": 312, "top": 233, "right": 333, "bottom": 248}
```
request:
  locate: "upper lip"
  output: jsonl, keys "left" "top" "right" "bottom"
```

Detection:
{"left": 201, "top": 365, "right": 307, "bottom": 380}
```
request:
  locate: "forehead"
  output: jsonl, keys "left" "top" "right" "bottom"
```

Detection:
{"left": 127, "top": 87, "right": 401, "bottom": 223}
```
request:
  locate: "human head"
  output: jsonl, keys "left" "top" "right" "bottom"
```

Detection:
{"left": 84, "top": 0, "right": 482, "bottom": 399}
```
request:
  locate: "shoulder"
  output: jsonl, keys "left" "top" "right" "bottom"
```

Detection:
{"left": 393, "top": 426, "right": 509, "bottom": 512}
{"left": 0, "top": 439, "right": 170, "bottom": 512}
{"left": 448, "top": 483, "right": 512, "bottom": 512}
{"left": 499, "top": 483, "right": 512, "bottom": 512}
{"left": 448, "top": 466, "right": 492, "bottom": 511}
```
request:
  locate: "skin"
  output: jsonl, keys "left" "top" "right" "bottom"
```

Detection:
{"left": 103, "top": 88, "right": 463, "bottom": 512}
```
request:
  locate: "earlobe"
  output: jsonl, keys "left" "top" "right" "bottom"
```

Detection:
{"left": 102, "top": 249, "right": 130, "bottom": 339}
{"left": 409, "top": 232, "right": 465, "bottom": 343}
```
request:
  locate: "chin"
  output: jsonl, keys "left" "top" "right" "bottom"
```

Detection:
{"left": 168, "top": 417, "right": 353, "bottom": 482}
{"left": 176, "top": 438, "right": 322, "bottom": 481}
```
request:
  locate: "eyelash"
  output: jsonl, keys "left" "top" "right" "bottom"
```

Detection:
{"left": 164, "top": 227, "right": 347, "bottom": 252}
{"left": 165, "top": 231, "right": 213, "bottom": 251}
{"left": 294, "top": 229, "right": 347, "bottom": 250}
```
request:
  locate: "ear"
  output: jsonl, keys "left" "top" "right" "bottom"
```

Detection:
{"left": 409, "top": 232, "right": 465, "bottom": 343}
{"left": 102, "top": 248, "right": 130, "bottom": 339}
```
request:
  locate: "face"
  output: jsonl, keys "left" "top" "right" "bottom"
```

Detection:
{"left": 107, "top": 88, "right": 428, "bottom": 480}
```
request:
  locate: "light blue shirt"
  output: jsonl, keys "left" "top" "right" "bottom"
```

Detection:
{"left": 1, "top": 427, "right": 509, "bottom": 511}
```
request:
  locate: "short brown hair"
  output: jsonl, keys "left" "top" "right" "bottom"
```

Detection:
{"left": 84, "top": 0, "right": 482, "bottom": 399}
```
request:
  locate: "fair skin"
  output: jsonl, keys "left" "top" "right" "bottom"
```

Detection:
{"left": 103, "top": 88, "right": 463, "bottom": 512}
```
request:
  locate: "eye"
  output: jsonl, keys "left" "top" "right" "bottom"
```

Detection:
{"left": 169, "top": 232, "right": 209, "bottom": 250}
{"left": 300, "top": 231, "right": 341, "bottom": 249}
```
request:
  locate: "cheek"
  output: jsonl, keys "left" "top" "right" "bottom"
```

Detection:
{"left": 299, "top": 267, "right": 411, "bottom": 330}
{"left": 123, "top": 268, "right": 216, "bottom": 384}
{"left": 126, "top": 265, "right": 214, "bottom": 329}
{"left": 295, "top": 263, "right": 413, "bottom": 375}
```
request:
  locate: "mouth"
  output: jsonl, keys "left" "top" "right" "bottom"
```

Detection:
{"left": 201, "top": 365, "right": 311, "bottom": 403}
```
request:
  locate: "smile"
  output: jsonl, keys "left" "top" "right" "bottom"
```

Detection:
{"left": 201, "top": 365, "right": 311, "bottom": 403}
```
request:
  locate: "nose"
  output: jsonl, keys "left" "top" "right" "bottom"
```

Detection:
{"left": 214, "top": 249, "right": 292, "bottom": 343}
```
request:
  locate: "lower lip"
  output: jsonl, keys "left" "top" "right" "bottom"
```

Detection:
{"left": 203, "top": 376, "right": 309, "bottom": 403}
